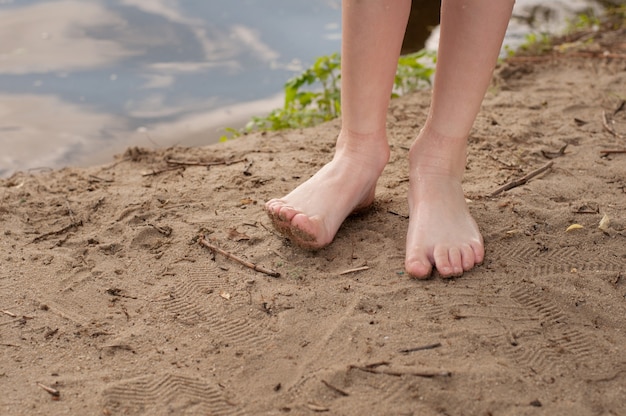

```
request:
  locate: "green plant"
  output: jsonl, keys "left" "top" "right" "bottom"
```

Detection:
{"left": 566, "top": 10, "right": 601, "bottom": 33}
{"left": 221, "top": 49, "right": 436, "bottom": 139}
{"left": 393, "top": 49, "right": 436, "bottom": 97}
{"left": 247, "top": 53, "right": 341, "bottom": 133}
{"left": 517, "top": 32, "right": 553, "bottom": 55}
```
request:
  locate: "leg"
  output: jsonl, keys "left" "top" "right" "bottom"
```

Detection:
{"left": 405, "top": 0, "right": 514, "bottom": 278}
{"left": 265, "top": 0, "right": 410, "bottom": 249}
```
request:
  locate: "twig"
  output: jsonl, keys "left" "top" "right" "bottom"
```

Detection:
{"left": 198, "top": 235, "right": 280, "bottom": 278}
{"left": 102, "top": 344, "right": 134, "bottom": 351}
{"left": 602, "top": 111, "right": 623, "bottom": 139}
{"left": 600, "top": 149, "right": 626, "bottom": 155}
{"left": 399, "top": 342, "right": 442, "bottom": 354}
{"left": 0, "top": 319, "right": 23, "bottom": 327}
{"left": 541, "top": 144, "right": 568, "bottom": 159}
{"left": 489, "top": 155, "right": 520, "bottom": 170}
{"left": 387, "top": 210, "right": 409, "bottom": 219}
{"left": 141, "top": 166, "right": 185, "bottom": 177}
{"left": 105, "top": 288, "right": 138, "bottom": 300}
{"left": 31, "top": 221, "right": 83, "bottom": 243}
{"left": 305, "top": 403, "right": 330, "bottom": 412}
{"left": 102, "top": 157, "right": 131, "bottom": 171}
{"left": 88, "top": 174, "right": 114, "bottom": 183}
{"left": 165, "top": 157, "right": 247, "bottom": 167}
{"left": 321, "top": 380, "right": 350, "bottom": 397}
{"left": 349, "top": 364, "right": 451, "bottom": 378}
{"left": 338, "top": 266, "right": 370, "bottom": 275}
{"left": 1, "top": 310, "right": 17, "bottom": 317}
{"left": 489, "top": 161, "right": 554, "bottom": 197}
{"left": 147, "top": 223, "right": 172, "bottom": 237}
{"left": 243, "top": 160, "right": 254, "bottom": 176}
{"left": 37, "top": 383, "right": 60, "bottom": 398}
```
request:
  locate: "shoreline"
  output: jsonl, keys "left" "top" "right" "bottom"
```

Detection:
{"left": 2, "top": 1, "right": 613, "bottom": 179}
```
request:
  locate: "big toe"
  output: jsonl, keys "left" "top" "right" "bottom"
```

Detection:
{"left": 405, "top": 248, "right": 433, "bottom": 279}
{"left": 266, "top": 200, "right": 297, "bottom": 222}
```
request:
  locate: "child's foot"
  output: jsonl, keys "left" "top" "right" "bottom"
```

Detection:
{"left": 265, "top": 131, "right": 389, "bottom": 249}
{"left": 405, "top": 131, "right": 484, "bottom": 278}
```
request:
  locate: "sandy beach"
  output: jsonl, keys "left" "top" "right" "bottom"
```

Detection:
{"left": 1, "top": 22, "right": 625, "bottom": 416}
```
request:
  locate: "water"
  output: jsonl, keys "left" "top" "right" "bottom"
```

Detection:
{"left": 0, "top": 0, "right": 604, "bottom": 177}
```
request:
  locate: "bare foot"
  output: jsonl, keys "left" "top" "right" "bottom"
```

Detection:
{"left": 265, "top": 131, "right": 389, "bottom": 249}
{"left": 405, "top": 131, "right": 484, "bottom": 279}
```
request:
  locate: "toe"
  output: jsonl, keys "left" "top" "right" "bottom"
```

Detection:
{"left": 265, "top": 198, "right": 282, "bottom": 213}
{"left": 460, "top": 244, "right": 476, "bottom": 271}
{"left": 274, "top": 204, "right": 298, "bottom": 222}
{"left": 470, "top": 240, "right": 485, "bottom": 265}
{"left": 433, "top": 246, "right": 455, "bottom": 278}
{"left": 446, "top": 246, "right": 464, "bottom": 277}
{"left": 405, "top": 248, "right": 433, "bottom": 279}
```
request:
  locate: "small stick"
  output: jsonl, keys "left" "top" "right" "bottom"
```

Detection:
{"left": 102, "top": 344, "right": 134, "bottom": 351}
{"left": 600, "top": 149, "right": 626, "bottom": 155}
{"left": 489, "top": 161, "right": 553, "bottom": 197}
{"left": 305, "top": 403, "right": 330, "bottom": 412}
{"left": 147, "top": 223, "right": 172, "bottom": 237}
{"left": 141, "top": 166, "right": 185, "bottom": 177}
{"left": 1, "top": 310, "right": 17, "bottom": 317}
{"left": 363, "top": 361, "right": 390, "bottom": 369}
{"left": 31, "top": 221, "right": 83, "bottom": 243}
{"left": 37, "top": 383, "right": 60, "bottom": 398}
{"left": 349, "top": 365, "right": 451, "bottom": 378}
{"left": 338, "top": 266, "right": 370, "bottom": 275}
{"left": 198, "top": 235, "right": 280, "bottom": 278}
{"left": 489, "top": 155, "right": 519, "bottom": 170}
{"left": 88, "top": 174, "right": 114, "bottom": 183}
{"left": 321, "top": 380, "right": 350, "bottom": 397}
{"left": 602, "top": 111, "right": 623, "bottom": 139}
{"left": 0, "top": 318, "right": 25, "bottom": 327}
{"left": 399, "top": 342, "right": 442, "bottom": 354}
{"left": 387, "top": 210, "right": 409, "bottom": 219}
{"left": 102, "top": 157, "right": 131, "bottom": 171}
{"left": 166, "top": 157, "right": 247, "bottom": 167}
{"left": 541, "top": 144, "right": 568, "bottom": 159}
{"left": 243, "top": 160, "right": 254, "bottom": 176}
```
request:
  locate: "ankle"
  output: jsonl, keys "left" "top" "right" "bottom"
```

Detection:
{"left": 335, "top": 128, "right": 390, "bottom": 171}
{"left": 409, "top": 127, "right": 467, "bottom": 179}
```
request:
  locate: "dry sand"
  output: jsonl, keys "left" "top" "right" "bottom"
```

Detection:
{"left": 1, "top": 26, "right": 625, "bottom": 416}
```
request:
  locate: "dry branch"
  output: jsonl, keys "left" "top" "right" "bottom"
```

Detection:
{"left": 37, "top": 383, "right": 60, "bottom": 398}
{"left": 338, "top": 266, "right": 370, "bottom": 275}
{"left": 399, "top": 342, "right": 442, "bottom": 354}
{"left": 165, "top": 157, "right": 247, "bottom": 167}
{"left": 349, "top": 364, "right": 451, "bottom": 378}
{"left": 198, "top": 235, "right": 280, "bottom": 278}
{"left": 31, "top": 221, "right": 83, "bottom": 243}
{"left": 489, "top": 161, "right": 554, "bottom": 197}
{"left": 602, "top": 111, "right": 623, "bottom": 139}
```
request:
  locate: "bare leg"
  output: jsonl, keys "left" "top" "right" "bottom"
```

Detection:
{"left": 265, "top": 0, "right": 410, "bottom": 249}
{"left": 405, "top": 0, "right": 514, "bottom": 278}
